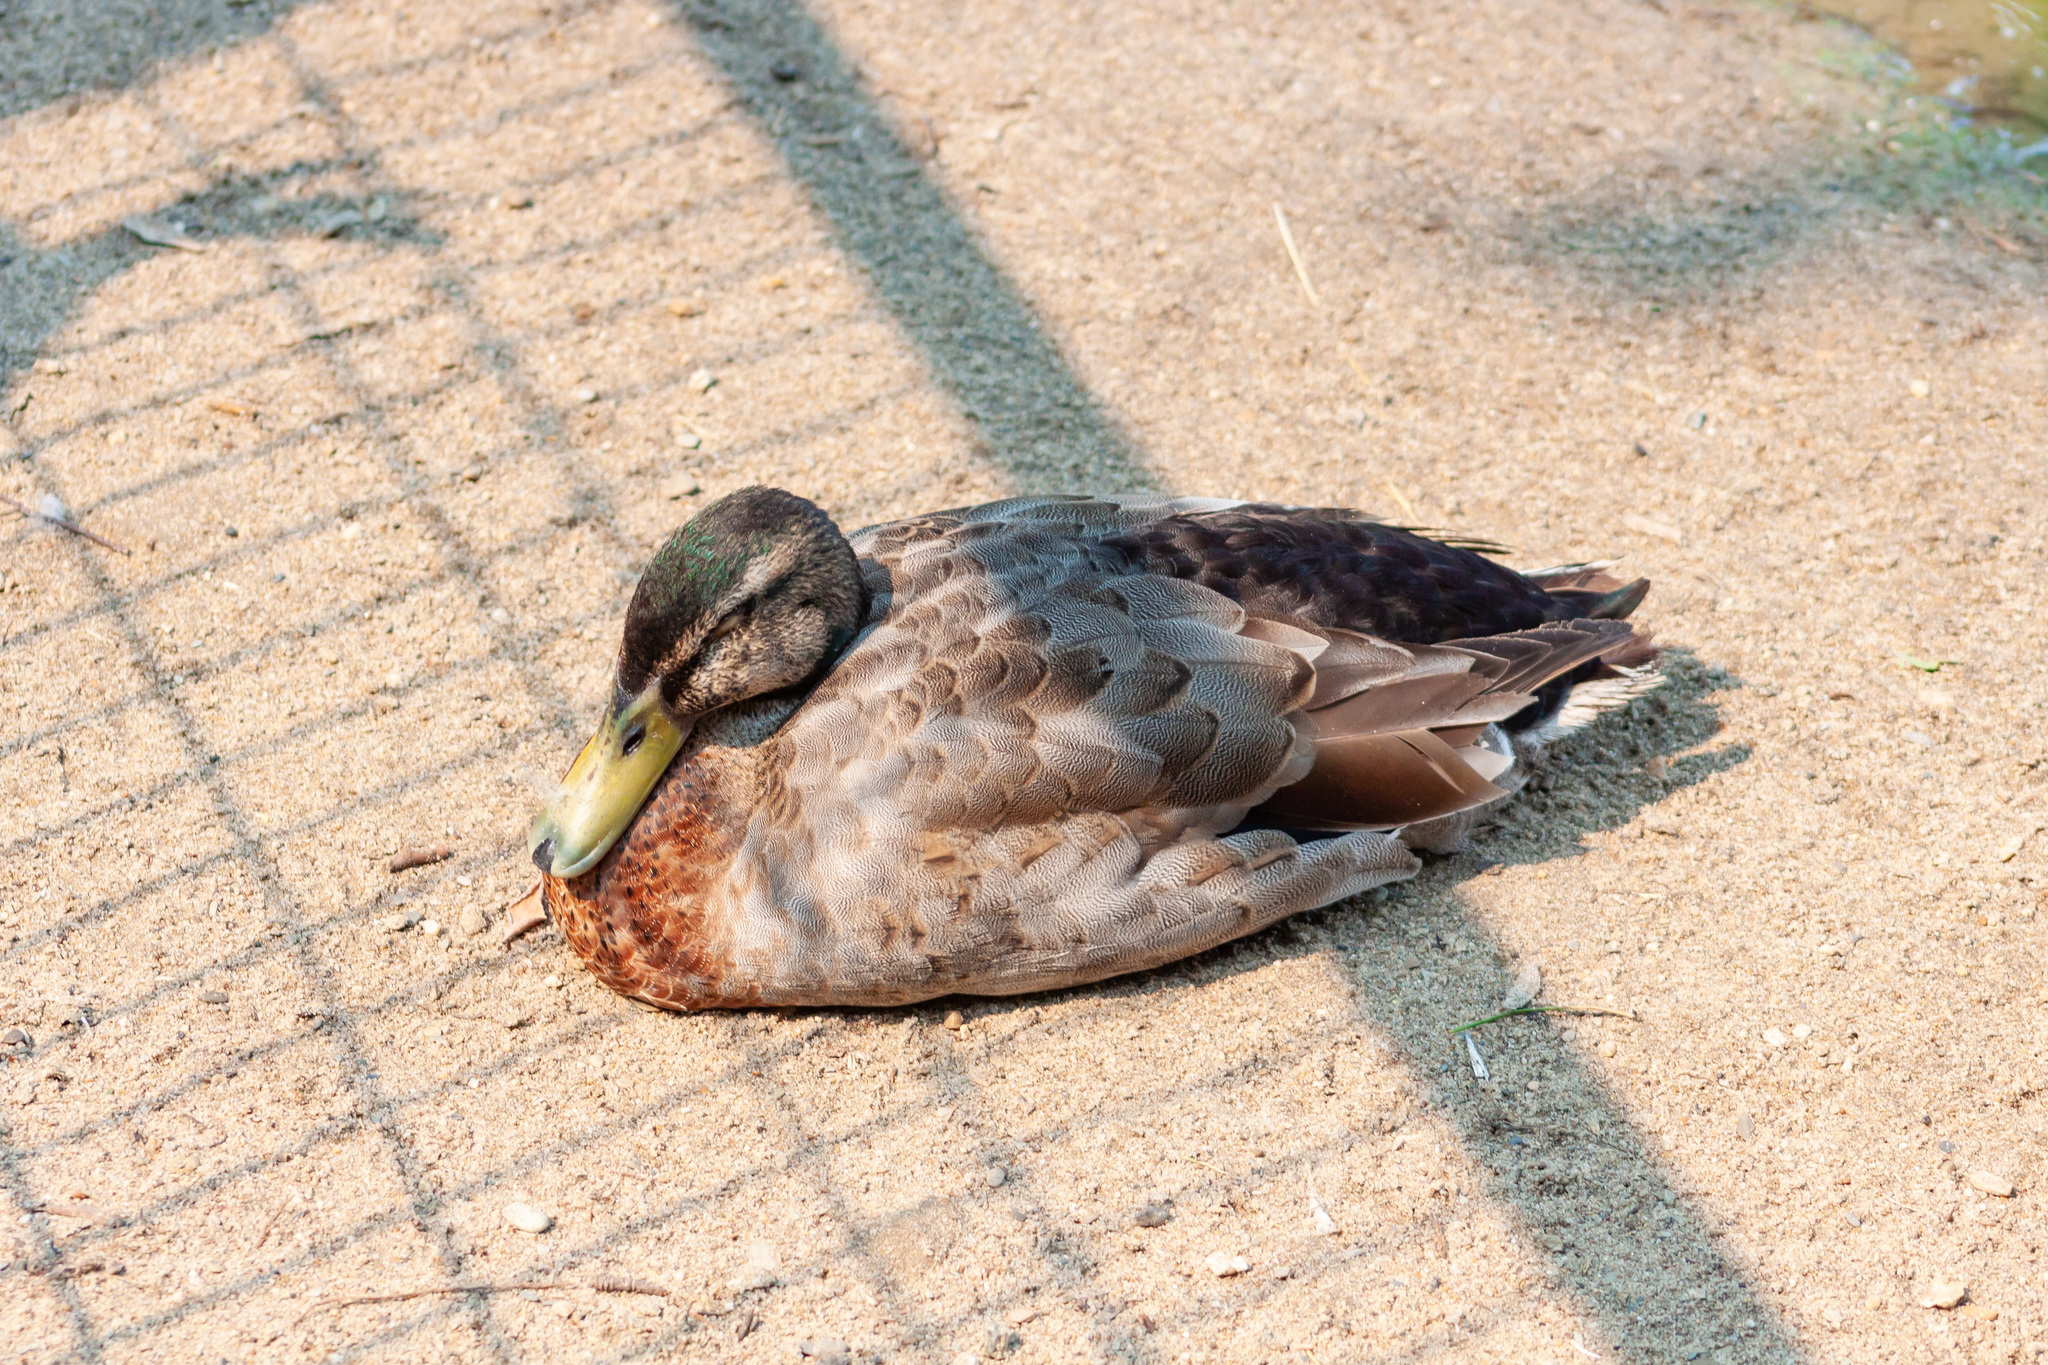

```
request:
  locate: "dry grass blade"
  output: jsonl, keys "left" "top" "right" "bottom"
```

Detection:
{"left": 1272, "top": 203, "right": 1322, "bottom": 307}
{"left": 291, "top": 1281, "right": 565, "bottom": 1328}
{"left": 1449, "top": 1004, "right": 1640, "bottom": 1035}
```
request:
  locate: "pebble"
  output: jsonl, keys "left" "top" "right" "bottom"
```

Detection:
{"left": 2, "top": 1027, "right": 30, "bottom": 1048}
{"left": 1762, "top": 1028, "right": 1790, "bottom": 1048}
{"left": 1134, "top": 1204, "right": 1171, "bottom": 1228}
{"left": 665, "top": 298, "right": 704, "bottom": 317}
{"left": 798, "top": 1339, "right": 850, "bottom": 1365}
{"left": 688, "top": 369, "right": 717, "bottom": 392}
{"left": 942, "top": 1010, "right": 965, "bottom": 1030}
{"left": 1909, "top": 379, "right": 1931, "bottom": 398}
{"left": 574, "top": 387, "right": 599, "bottom": 403}
{"left": 489, "top": 607, "right": 511, "bottom": 625}
{"left": 503, "top": 1203, "right": 553, "bottom": 1234}
{"left": 379, "top": 912, "right": 416, "bottom": 933}
{"left": 729, "top": 1264, "right": 781, "bottom": 1292}
{"left": 1500, "top": 959, "right": 1541, "bottom": 1012}
{"left": 985, "top": 1164, "right": 1007, "bottom": 1188}
{"left": 1205, "top": 1251, "right": 1250, "bottom": 1278}
{"left": 1921, "top": 1279, "right": 1968, "bottom": 1310}
{"left": 1967, "top": 1169, "right": 2015, "bottom": 1198}
{"left": 1737, "top": 1113, "right": 1756, "bottom": 1141}
{"left": 419, "top": 918, "right": 441, "bottom": 936}
{"left": 1400, "top": 954, "right": 1423, "bottom": 971}
{"left": 460, "top": 906, "right": 489, "bottom": 936}
{"left": 1791, "top": 1024, "right": 1813, "bottom": 1039}
{"left": 200, "top": 990, "right": 228, "bottom": 1005}
{"left": 658, "top": 472, "right": 701, "bottom": 500}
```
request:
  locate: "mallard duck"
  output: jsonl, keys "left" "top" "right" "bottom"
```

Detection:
{"left": 528, "top": 488, "right": 1658, "bottom": 1010}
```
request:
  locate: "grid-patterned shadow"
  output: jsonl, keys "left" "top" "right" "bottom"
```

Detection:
{"left": 1, "top": 2, "right": 1797, "bottom": 1363}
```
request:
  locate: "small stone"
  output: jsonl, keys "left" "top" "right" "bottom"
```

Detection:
{"left": 1967, "top": 1169, "right": 2015, "bottom": 1198}
{"left": 1959, "top": 1304, "right": 2000, "bottom": 1322}
{"left": 943, "top": 1010, "right": 965, "bottom": 1030}
{"left": 1310, "top": 1193, "right": 1339, "bottom": 1236}
{"left": 1, "top": 1027, "right": 30, "bottom": 1048}
{"left": 1908, "top": 379, "right": 1931, "bottom": 398}
{"left": 985, "top": 1164, "right": 1007, "bottom": 1188}
{"left": 688, "top": 368, "right": 717, "bottom": 392}
{"left": 665, "top": 298, "right": 703, "bottom": 317}
{"left": 574, "top": 387, "right": 599, "bottom": 403}
{"left": 543, "top": 974, "right": 562, "bottom": 989}
{"left": 223, "top": 525, "right": 239, "bottom": 538}
{"left": 460, "top": 906, "right": 488, "bottom": 936}
{"left": 1921, "top": 1279, "right": 1968, "bottom": 1310}
{"left": 489, "top": 607, "right": 511, "bottom": 625}
{"left": 1643, "top": 813, "right": 1683, "bottom": 836}
{"left": 380, "top": 913, "right": 412, "bottom": 933}
{"left": 1134, "top": 1204, "right": 1171, "bottom": 1228}
{"left": 729, "top": 1264, "right": 781, "bottom": 1292}
{"left": 1762, "top": 1028, "right": 1790, "bottom": 1048}
{"left": 770, "top": 59, "right": 801, "bottom": 81}
{"left": 1205, "top": 1251, "right": 1250, "bottom": 1278}
{"left": 1500, "top": 959, "right": 1542, "bottom": 1012}
{"left": 1791, "top": 1024, "right": 1813, "bottom": 1039}
{"left": 1400, "top": 954, "right": 1423, "bottom": 971}
{"left": 503, "top": 1203, "right": 553, "bottom": 1234}
{"left": 1597, "top": 1038, "right": 1617, "bottom": 1057}
{"left": 418, "top": 918, "right": 441, "bottom": 936}
{"left": 1271, "top": 1264, "right": 1294, "bottom": 1280}
{"left": 798, "top": 1339, "right": 850, "bottom": 1365}
{"left": 658, "top": 471, "right": 701, "bottom": 500}
{"left": 1737, "top": 1113, "right": 1756, "bottom": 1141}
{"left": 1823, "top": 1307, "right": 1843, "bottom": 1326}
{"left": 200, "top": 990, "right": 228, "bottom": 1005}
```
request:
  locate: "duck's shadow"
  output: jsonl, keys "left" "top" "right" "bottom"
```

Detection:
{"left": 768, "top": 646, "right": 1784, "bottom": 1364}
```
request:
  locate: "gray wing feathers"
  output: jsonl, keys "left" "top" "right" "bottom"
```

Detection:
{"left": 721, "top": 500, "right": 1645, "bottom": 1004}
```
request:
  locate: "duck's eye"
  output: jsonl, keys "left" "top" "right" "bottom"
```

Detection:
{"left": 621, "top": 724, "right": 647, "bottom": 757}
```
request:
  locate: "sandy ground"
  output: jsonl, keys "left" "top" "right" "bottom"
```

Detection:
{"left": 3, "top": 0, "right": 2046, "bottom": 1362}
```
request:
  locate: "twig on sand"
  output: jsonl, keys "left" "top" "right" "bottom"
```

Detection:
{"left": 1272, "top": 204, "right": 1322, "bottom": 307}
{"left": 502, "top": 880, "right": 548, "bottom": 944}
{"left": 1448, "top": 1004, "right": 1639, "bottom": 1036}
{"left": 388, "top": 844, "right": 454, "bottom": 873}
{"left": 292, "top": 1274, "right": 673, "bottom": 1329}
{"left": 0, "top": 492, "right": 132, "bottom": 555}
{"left": 292, "top": 1282, "right": 563, "bottom": 1328}
{"left": 252, "top": 1198, "right": 292, "bottom": 1250}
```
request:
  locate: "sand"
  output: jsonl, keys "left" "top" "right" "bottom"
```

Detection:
{"left": 2, "top": 0, "right": 2045, "bottom": 1362}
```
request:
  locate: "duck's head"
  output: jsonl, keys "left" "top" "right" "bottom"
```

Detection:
{"left": 527, "top": 486, "right": 867, "bottom": 879}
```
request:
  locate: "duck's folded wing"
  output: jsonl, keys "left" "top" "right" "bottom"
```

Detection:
{"left": 1249, "top": 616, "right": 1639, "bottom": 831}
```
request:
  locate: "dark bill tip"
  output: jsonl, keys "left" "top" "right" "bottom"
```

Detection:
{"left": 530, "top": 838, "right": 556, "bottom": 875}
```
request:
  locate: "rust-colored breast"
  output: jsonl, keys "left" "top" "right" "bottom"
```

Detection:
{"left": 542, "top": 745, "right": 755, "bottom": 1011}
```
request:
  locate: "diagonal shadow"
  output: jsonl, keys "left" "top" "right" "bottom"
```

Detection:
{"left": 668, "top": 0, "right": 1151, "bottom": 494}
{"left": 1, "top": 5, "right": 1820, "bottom": 1365}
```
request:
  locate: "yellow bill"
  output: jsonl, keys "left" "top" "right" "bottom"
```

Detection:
{"left": 527, "top": 683, "right": 689, "bottom": 879}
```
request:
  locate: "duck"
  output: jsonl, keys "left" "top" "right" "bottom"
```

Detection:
{"left": 527, "top": 487, "right": 1658, "bottom": 1011}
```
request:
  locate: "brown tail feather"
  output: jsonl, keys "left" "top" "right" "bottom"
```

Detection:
{"left": 1243, "top": 614, "right": 1653, "bottom": 833}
